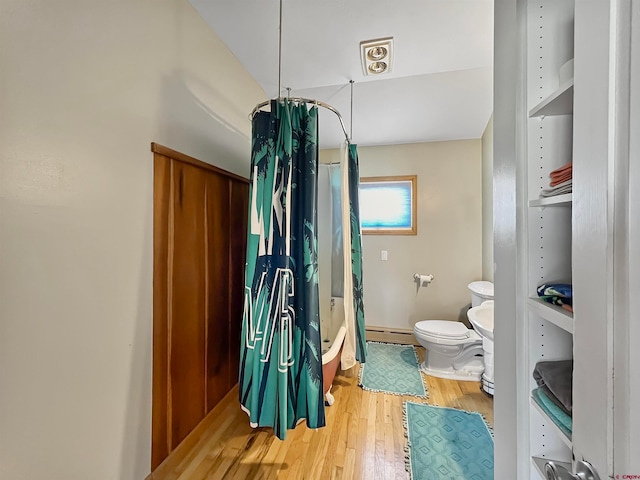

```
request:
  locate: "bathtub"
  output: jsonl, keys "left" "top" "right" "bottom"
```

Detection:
{"left": 321, "top": 297, "right": 347, "bottom": 405}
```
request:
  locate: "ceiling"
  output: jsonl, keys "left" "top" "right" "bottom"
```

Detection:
{"left": 190, "top": 0, "right": 494, "bottom": 149}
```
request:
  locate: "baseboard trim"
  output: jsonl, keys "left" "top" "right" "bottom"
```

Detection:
{"left": 146, "top": 385, "right": 239, "bottom": 480}
{"left": 365, "top": 326, "right": 419, "bottom": 346}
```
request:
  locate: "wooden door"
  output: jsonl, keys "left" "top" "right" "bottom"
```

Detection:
{"left": 151, "top": 143, "right": 248, "bottom": 470}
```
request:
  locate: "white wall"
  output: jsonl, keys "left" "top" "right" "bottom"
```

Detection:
{"left": 481, "top": 115, "right": 494, "bottom": 281}
{"left": 321, "top": 140, "right": 482, "bottom": 331}
{"left": 0, "top": 2, "right": 265, "bottom": 479}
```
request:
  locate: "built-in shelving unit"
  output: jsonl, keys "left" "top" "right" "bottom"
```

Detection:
{"left": 528, "top": 193, "right": 572, "bottom": 208}
{"left": 529, "top": 79, "right": 574, "bottom": 118}
{"left": 523, "top": 1, "right": 576, "bottom": 477}
{"left": 530, "top": 398, "right": 572, "bottom": 448}
{"left": 527, "top": 298, "right": 574, "bottom": 334}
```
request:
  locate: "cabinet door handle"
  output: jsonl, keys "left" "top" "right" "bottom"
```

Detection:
{"left": 545, "top": 460, "right": 601, "bottom": 480}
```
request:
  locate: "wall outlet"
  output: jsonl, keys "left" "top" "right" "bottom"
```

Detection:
{"left": 381, "top": 250, "right": 388, "bottom": 261}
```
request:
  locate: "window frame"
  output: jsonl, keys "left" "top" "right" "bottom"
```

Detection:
{"left": 359, "top": 175, "right": 418, "bottom": 235}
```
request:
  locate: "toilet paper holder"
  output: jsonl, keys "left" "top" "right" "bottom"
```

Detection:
{"left": 413, "top": 273, "right": 434, "bottom": 286}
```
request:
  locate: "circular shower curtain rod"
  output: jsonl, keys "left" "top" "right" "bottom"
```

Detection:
{"left": 250, "top": 96, "right": 352, "bottom": 144}
{"left": 248, "top": 0, "right": 354, "bottom": 144}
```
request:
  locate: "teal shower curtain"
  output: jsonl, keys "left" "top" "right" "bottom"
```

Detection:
{"left": 348, "top": 144, "right": 367, "bottom": 363}
{"left": 239, "top": 100, "right": 325, "bottom": 439}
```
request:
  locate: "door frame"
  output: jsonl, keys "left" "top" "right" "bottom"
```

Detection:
{"left": 613, "top": 0, "right": 640, "bottom": 472}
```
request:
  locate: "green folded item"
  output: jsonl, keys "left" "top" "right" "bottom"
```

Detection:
{"left": 537, "top": 283, "right": 573, "bottom": 307}
{"left": 532, "top": 387, "right": 572, "bottom": 439}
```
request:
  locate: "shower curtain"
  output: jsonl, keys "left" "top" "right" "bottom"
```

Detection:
{"left": 239, "top": 100, "right": 325, "bottom": 440}
{"left": 340, "top": 143, "right": 367, "bottom": 369}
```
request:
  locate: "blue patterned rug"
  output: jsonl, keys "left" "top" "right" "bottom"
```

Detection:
{"left": 359, "top": 342, "right": 427, "bottom": 398}
{"left": 404, "top": 401, "right": 494, "bottom": 480}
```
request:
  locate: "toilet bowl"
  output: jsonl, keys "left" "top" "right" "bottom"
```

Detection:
{"left": 413, "top": 320, "right": 484, "bottom": 381}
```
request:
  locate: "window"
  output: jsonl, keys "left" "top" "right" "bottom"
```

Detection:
{"left": 359, "top": 175, "right": 417, "bottom": 235}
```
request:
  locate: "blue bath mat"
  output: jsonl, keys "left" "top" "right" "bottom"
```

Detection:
{"left": 359, "top": 342, "right": 427, "bottom": 398}
{"left": 404, "top": 401, "right": 494, "bottom": 480}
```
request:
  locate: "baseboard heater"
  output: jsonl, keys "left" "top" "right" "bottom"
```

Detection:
{"left": 365, "top": 326, "right": 419, "bottom": 346}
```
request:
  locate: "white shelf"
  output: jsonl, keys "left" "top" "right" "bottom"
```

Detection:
{"left": 529, "top": 79, "right": 574, "bottom": 117}
{"left": 524, "top": 4, "right": 576, "bottom": 478}
{"left": 529, "top": 193, "right": 572, "bottom": 207}
{"left": 532, "top": 456, "right": 572, "bottom": 479}
{"left": 528, "top": 298, "right": 574, "bottom": 334}
{"left": 531, "top": 397, "right": 572, "bottom": 449}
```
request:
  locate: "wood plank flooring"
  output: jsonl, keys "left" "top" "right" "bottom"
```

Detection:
{"left": 149, "top": 347, "right": 493, "bottom": 480}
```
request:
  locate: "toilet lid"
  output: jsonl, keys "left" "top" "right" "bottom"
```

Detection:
{"left": 414, "top": 320, "right": 470, "bottom": 340}
{"left": 468, "top": 281, "right": 494, "bottom": 297}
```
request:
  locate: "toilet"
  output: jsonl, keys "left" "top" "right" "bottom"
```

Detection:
{"left": 413, "top": 281, "right": 495, "bottom": 382}
{"left": 468, "top": 280, "right": 494, "bottom": 307}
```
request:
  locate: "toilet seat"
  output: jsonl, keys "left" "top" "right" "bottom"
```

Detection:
{"left": 414, "top": 320, "right": 481, "bottom": 346}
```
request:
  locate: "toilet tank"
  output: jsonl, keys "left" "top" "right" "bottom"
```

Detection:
{"left": 468, "top": 281, "right": 494, "bottom": 307}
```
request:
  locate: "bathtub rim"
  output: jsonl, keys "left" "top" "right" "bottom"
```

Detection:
{"left": 322, "top": 323, "right": 347, "bottom": 366}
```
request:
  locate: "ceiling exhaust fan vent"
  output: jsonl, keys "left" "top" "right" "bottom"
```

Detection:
{"left": 360, "top": 37, "right": 393, "bottom": 76}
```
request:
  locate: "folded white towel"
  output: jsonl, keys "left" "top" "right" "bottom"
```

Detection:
{"left": 540, "top": 179, "right": 572, "bottom": 198}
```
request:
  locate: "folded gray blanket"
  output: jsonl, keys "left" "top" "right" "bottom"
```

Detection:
{"left": 533, "top": 360, "right": 573, "bottom": 414}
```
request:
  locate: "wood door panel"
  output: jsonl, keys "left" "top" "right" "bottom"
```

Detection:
{"left": 228, "top": 181, "right": 248, "bottom": 389}
{"left": 169, "top": 162, "right": 207, "bottom": 448}
{"left": 205, "top": 174, "right": 231, "bottom": 410}
{"left": 152, "top": 144, "right": 249, "bottom": 471}
{"left": 152, "top": 154, "right": 171, "bottom": 468}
